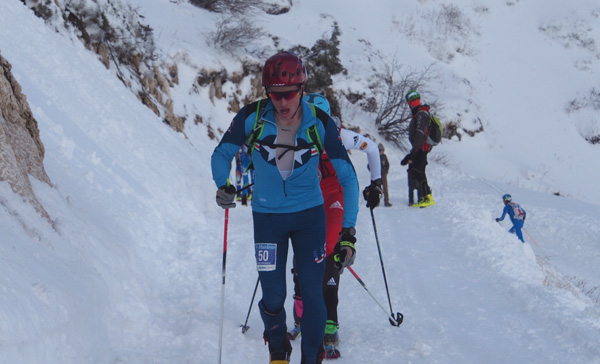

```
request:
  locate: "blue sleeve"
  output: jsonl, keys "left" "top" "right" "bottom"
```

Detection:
{"left": 499, "top": 205, "right": 510, "bottom": 221}
{"left": 211, "top": 110, "right": 249, "bottom": 188}
{"left": 323, "top": 119, "right": 359, "bottom": 228}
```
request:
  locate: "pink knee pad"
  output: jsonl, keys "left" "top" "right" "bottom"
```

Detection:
{"left": 293, "top": 295, "right": 303, "bottom": 320}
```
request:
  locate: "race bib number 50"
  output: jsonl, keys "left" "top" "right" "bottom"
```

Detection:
{"left": 255, "top": 243, "right": 277, "bottom": 271}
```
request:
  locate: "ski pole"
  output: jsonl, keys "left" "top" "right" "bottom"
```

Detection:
{"left": 523, "top": 228, "right": 542, "bottom": 249}
{"left": 348, "top": 267, "right": 403, "bottom": 326}
{"left": 497, "top": 221, "right": 548, "bottom": 255}
{"left": 218, "top": 209, "right": 229, "bottom": 364}
{"left": 238, "top": 183, "right": 254, "bottom": 193}
{"left": 523, "top": 227, "right": 551, "bottom": 259}
{"left": 241, "top": 276, "right": 260, "bottom": 334}
{"left": 369, "top": 208, "right": 402, "bottom": 327}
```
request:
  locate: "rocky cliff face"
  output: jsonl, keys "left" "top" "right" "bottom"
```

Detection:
{"left": 22, "top": 0, "right": 270, "bottom": 139}
{"left": 0, "top": 53, "right": 51, "bottom": 221}
{"left": 23, "top": 0, "right": 185, "bottom": 132}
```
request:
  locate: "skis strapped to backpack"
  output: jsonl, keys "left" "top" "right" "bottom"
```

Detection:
{"left": 243, "top": 99, "right": 325, "bottom": 170}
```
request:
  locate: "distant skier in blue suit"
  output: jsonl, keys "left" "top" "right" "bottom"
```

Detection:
{"left": 495, "top": 194, "right": 527, "bottom": 243}
{"left": 235, "top": 145, "right": 254, "bottom": 206}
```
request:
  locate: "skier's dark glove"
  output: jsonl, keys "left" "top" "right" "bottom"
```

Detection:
{"left": 216, "top": 184, "right": 237, "bottom": 209}
{"left": 363, "top": 179, "right": 383, "bottom": 209}
{"left": 495, "top": 218, "right": 500, "bottom": 222}
{"left": 334, "top": 227, "right": 356, "bottom": 273}
{"left": 400, "top": 154, "right": 412, "bottom": 166}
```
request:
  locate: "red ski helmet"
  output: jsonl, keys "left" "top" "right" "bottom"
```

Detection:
{"left": 262, "top": 51, "right": 308, "bottom": 88}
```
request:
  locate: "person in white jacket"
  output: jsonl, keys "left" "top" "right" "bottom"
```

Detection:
{"left": 334, "top": 116, "right": 382, "bottom": 185}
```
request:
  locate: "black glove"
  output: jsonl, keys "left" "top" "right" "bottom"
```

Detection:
{"left": 216, "top": 184, "right": 237, "bottom": 209}
{"left": 400, "top": 154, "right": 412, "bottom": 166}
{"left": 334, "top": 227, "right": 356, "bottom": 273}
{"left": 495, "top": 218, "right": 500, "bottom": 222}
{"left": 362, "top": 179, "right": 383, "bottom": 209}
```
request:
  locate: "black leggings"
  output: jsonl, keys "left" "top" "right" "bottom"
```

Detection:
{"left": 407, "top": 150, "right": 431, "bottom": 201}
{"left": 293, "top": 254, "right": 341, "bottom": 325}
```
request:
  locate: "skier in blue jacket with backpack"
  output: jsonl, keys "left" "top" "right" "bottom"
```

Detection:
{"left": 211, "top": 51, "right": 359, "bottom": 364}
{"left": 496, "top": 194, "right": 527, "bottom": 243}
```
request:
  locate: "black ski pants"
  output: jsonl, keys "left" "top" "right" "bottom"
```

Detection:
{"left": 407, "top": 150, "right": 431, "bottom": 202}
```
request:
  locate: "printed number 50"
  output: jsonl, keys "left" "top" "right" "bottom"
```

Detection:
{"left": 258, "top": 250, "right": 269, "bottom": 262}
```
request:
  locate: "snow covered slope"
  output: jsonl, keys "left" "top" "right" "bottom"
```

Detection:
{"left": 0, "top": 1, "right": 599, "bottom": 363}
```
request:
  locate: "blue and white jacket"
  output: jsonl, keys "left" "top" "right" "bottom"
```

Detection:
{"left": 499, "top": 202, "right": 526, "bottom": 223}
{"left": 211, "top": 100, "right": 359, "bottom": 228}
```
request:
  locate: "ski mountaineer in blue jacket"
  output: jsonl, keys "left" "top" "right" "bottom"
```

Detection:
{"left": 211, "top": 51, "right": 359, "bottom": 364}
{"left": 495, "top": 194, "right": 527, "bottom": 243}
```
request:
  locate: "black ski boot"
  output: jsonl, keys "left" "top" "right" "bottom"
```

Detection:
{"left": 264, "top": 331, "right": 292, "bottom": 364}
{"left": 323, "top": 320, "right": 340, "bottom": 359}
